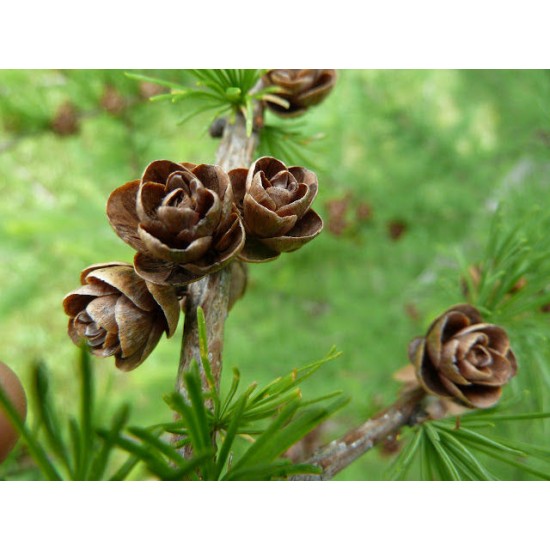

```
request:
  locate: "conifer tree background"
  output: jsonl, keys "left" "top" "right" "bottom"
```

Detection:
{"left": 1, "top": 69, "right": 550, "bottom": 480}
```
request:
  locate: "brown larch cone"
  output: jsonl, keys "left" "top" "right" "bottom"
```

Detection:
{"left": 262, "top": 69, "right": 337, "bottom": 118}
{"left": 63, "top": 262, "right": 180, "bottom": 371}
{"left": 230, "top": 156, "right": 323, "bottom": 262}
{"left": 138, "top": 81, "right": 166, "bottom": 100}
{"left": 107, "top": 160, "right": 246, "bottom": 286}
{"left": 387, "top": 219, "right": 407, "bottom": 241}
{"left": 0, "top": 361, "right": 27, "bottom": 463}
{"left": 356, "top": 201, "right": 373, "bottom": 223}
{"left": 408, "top": 304, "right": 518, "bottom": 409}
{"left": 392, "top": 364, "right": 469, "bottom": 420}
{"left": 228, "top": 260, "right": 248, "bottom": 310}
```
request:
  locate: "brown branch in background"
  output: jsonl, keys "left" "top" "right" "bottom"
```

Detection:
{"left": 291, "top": 386, "right": 428, "bottom": 480}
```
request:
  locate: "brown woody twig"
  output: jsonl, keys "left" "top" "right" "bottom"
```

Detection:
{"left": 175, "top": 110, "right": 260, "bottom": 448}
{"left": 291, "top": 386, "right": 428, "bottom": 480}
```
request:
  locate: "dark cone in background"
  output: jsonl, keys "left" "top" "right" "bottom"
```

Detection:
{"left": 138, "top": 81, "right": 166, "bottom": 100}
{"left": 387, "top": 219, "right": 407, "bottom": 241}
{"left": 51, "top": 101, "right": 79, "bottom": 136}
{"left": 325, "top": 196, "right": 350, "bottom": 237}
{"left": 100, "top": 85, "right": 127, "bottom": 115}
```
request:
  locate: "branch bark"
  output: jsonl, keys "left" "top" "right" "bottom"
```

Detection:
{"left": 291, "top": 386, "right": 428, "bottom": 480}
{"left": 176, "top": 111, "right": 259, "bottom": 398}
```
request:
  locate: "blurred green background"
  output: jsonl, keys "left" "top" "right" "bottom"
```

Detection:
{"left": 1, "top": 70, "right": 550, "bottom": 480}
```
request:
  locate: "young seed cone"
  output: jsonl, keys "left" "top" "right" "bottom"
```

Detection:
{"left": 408, "top": 304, "right": 518, "bottom": 408}
{"left": 107, "top": 160, "right": 245, "bottom": 286}
{"left": 231, "top": 157, "right": 323, "bottom": 262}
{"left": 63, "top": 262, "right": 180, "bottom": 371}
{"left": 262, "top": 69, "right": 337, "bottom": 118}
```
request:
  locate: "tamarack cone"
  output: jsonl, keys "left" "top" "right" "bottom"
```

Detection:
{"left": 65, "top": 154, "right": 323, "bottom": 368}
{"left": 231, "top": 156, "right": 323, "bottom": 262}
{"left": 107, "top": 160, "right": 246, "bottom": 286}
{"left": 63, "top": 262, "right": 180, "bottom": 371}
{"left": 262, "top": 69, "right": 337, "bottom": 118}
{"left": 408, "top": 304, "right": 517, "bottom": 408}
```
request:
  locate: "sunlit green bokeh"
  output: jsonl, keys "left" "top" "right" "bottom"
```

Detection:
{"left": 1, "top": 69, "right": 549, "bottom": 480}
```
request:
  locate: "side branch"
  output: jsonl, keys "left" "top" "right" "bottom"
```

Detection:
{"left": 292, "top": 387, "right": 427, "bottom": 480}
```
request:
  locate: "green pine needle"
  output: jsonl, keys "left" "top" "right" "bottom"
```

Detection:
{"left": 126, "top": 69, "right": 264, "bottom": 132}
{"left": 0, "top": 378, "right": 62, "bottom": 481}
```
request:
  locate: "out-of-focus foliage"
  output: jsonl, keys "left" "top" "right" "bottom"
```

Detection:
{"left": 0, "top": 348, "right": 137, "bottom": 480}
{"left": 1, "top": 70, "right": 550, "bottom": 480}
{"left": 0, "top": 312, "right": 346, "bottom": 481}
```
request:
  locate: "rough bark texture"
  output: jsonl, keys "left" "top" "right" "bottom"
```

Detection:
{"left": 176, "top": 112, "right": 259, "bottom": 398}
{"left": 176, "top": 268, "right": 232, "bottom": 398}
{"left": 216, "top": 112, "right": 259, "bottom": 173}
{"left": 291, "top": 387, "right": 427, "bottom": 480}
